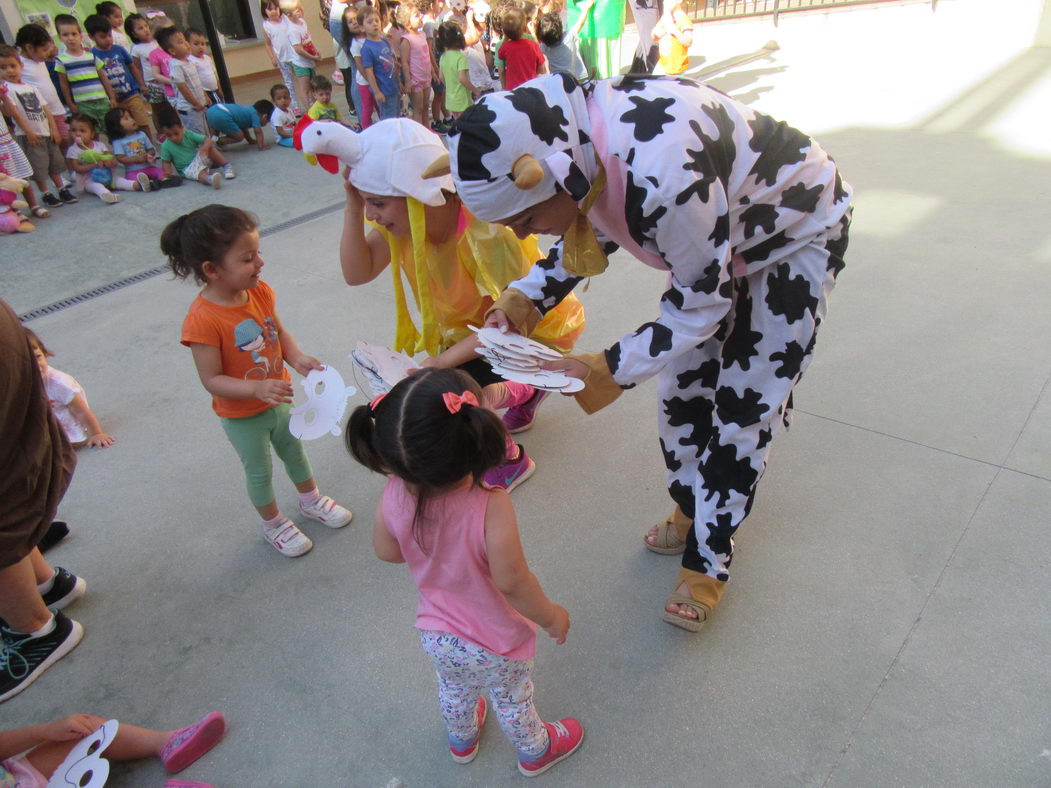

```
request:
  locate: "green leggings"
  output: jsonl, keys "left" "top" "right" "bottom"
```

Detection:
{"left": 220, "top": 403, "right": 314, "bottom": 507}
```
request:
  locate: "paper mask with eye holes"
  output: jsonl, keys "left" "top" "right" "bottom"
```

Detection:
{"left": 289, "top": 366, "right": 357, "bottom": 440}
{"left": 47, "top": 719, "right": 119, "bottom": 788}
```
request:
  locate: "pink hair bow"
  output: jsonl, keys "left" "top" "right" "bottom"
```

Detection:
{"left": 442, "top": 390, "right": 478, "bottom": 414}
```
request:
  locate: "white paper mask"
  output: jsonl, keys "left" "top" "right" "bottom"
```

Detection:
{"left": 47, "top": 719, "right": 119, "bottom": 788}
{"left": 289, "top": 366, "right": 357, "bottom": 440}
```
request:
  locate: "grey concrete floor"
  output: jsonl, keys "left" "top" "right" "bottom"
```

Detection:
{"left": 2, "top": 1, "right": 1051, "bottom": 785}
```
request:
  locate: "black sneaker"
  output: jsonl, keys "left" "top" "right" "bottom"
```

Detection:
{"left": 159, "top": 176, "right": 183, "bottom": 188}
{"left": 38, "top": 521, "right": 69, "bottom": 552}
{"left": 40, "top": 567, "right": 86, "bottom": 611}
{"left": 41, "top": 192, "right": 62, "bottom": 208}
{"left": 0, "top": 611, "right": 83, "bottom": 703}
{"left": 149, "top": 179, "right": 163, "bottom": 192}
{"left": 57, "top": 187, "right": 78, "bottom": 204}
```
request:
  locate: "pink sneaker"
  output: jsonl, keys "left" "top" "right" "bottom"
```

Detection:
{"left": 482, "top": 445, "right": 535, "bottom": 492}
{"left": 450, "top": 696, "right": 488, "bottom": 764}
{"left": 518, "top": 718, "right": 584, "bottom": 777}
{"left": 502, "top": 388, "right": 549, "bottom": 434}
{"left": 161, "top": 712, "right": 226, "bottom": 773}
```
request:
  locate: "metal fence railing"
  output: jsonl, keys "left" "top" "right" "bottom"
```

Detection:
{"left": 685, "top": 0, "right": 934, "bottom": 25}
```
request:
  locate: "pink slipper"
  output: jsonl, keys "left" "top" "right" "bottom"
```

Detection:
{"left": 161, "top": 712, "right": 226, "bottom": 773}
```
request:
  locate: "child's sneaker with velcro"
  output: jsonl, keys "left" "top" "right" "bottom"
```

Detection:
{"left": 262, "top": 517, "right": 313, "bottom": 556}
{"left": 518, "top": 718, "right": 584, "bottom": 777}
{"left": 450, "top": 696, "right": 487, "bottom": 764}
{"left": 299, "top": 495, "right": 353, "bottom": 528}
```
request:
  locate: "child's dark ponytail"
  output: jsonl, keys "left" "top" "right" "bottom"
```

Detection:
{"left": 160, "top": 205, "right": 258, "bottom": 285}
{"left": 345, "top": 404, "right": 388, "bottom": 475}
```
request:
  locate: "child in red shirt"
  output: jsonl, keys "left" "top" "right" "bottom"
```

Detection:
{"left": 497, "top": 7, "right": 546, "bottom": 90}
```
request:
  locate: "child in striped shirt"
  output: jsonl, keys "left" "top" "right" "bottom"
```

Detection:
{"left": 53, "top": 14, "right": 116, "bottom": 131}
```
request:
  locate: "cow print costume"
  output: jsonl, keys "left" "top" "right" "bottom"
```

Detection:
{"left": 448, "top": 74, "right": 852, "bottom": 586}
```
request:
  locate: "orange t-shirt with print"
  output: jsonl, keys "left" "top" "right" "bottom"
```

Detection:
{"left": 180, "top": 280, "right": 290, "bottom": 418}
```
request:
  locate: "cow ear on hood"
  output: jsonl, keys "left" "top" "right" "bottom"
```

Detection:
{"left": 511, "top": 154, "right": 543, "bottom": 190}
{"left": 422, "top": 153, "right": 451, "bottom": 179}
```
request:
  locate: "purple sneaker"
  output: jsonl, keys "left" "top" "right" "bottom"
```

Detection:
{"left": 483, "top": 445, "right": 535, "bottom": 492}
{"left": 502, "top": 388, "right": 549, "bottom": 434}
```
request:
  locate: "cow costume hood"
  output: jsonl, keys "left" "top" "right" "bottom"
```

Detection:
{"left": 444, "top": 74, "right": 599, "bottom": 223}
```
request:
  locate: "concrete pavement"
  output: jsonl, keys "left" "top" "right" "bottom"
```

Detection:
{"left": 2, "top": 0, "right": 1049, "bottom": 785}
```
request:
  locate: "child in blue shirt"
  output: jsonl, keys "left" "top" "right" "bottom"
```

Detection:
{"left": 205, "top": 102, "right": 270, "bottom": 150}
{"left": 357, "top": 6, "right": 399, "bottom": 127}
{"left": 84, "top": 13, "right": 153, "bottom": 141}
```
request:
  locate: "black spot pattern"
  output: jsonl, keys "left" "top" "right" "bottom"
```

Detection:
{"left": 833, "top": 169, "right": 848, "bottom": 204}
{"left": 825, "top": 217, "right": 849, "bottom": 278}
{"left": 659, "top": 436, "right": 682, "bottom": 472}
{"left": 625, "top": 171, "right": 667, "bottom": 248}
{"left": 454, "top": 102, "right": 501, "bottom": 180}
{"left": 714, "top": 385, "right": 769, "bottom": 427}
{"left": 765, "top": 262, "right": 818, "bottom": 324}
{"left": 612, "top": 75, "right": 658, "bottom": 93}
{"left": 507, "top": 87, "right": 570, "bottom": 145}
{"left": 741, "top": 203, "right": 779, "bottom": 239}
{"left": 756, "top": 427, "right": 772, "bottom": 451}
{"left": 747, "top": 113, "right": 811, "bottom": 188}
{"left": 721, "top": 278, "right": 763, "bottom": 371}
{"left": 620, "top": 95, "right": 676, "bottom": 142}
{"left": 534, "top": 274, "right": 582, "bottom": 312}
{"left": 664, "top": 395, "right": 715, "bottom": 459}
{"left": 708, "top": 211, "right": 730, "bottom": 248}
{"left": 689, "top": 259, "right": 723, "bottom": 295}
{"left": 676, "top": 358, "right": 720, "bottom": 390}
{"left": 536, "top": 246, "right": 560, "bottom": 270}
{"left": 563, "top": 160, "right": 590, "bottom": 200}
{"left": 740, "top": 229, "right": 791, "bottom": 263}
{"left": 699, "top": 431, "right": 759, "bottom": 508}
{"left": 662, "top": 286, "right": 685, "bottom": 310}
{"left": 669, "top": 479, "right": 695, "bottom": 520}
{"left": 769, "top": 340, "right": 805, "bottom": 379}
{"left": 602, "top": 240, "right": 620, "bottom": 256}
{"left": 634, "top": 321, "right": 673, "bottom": 356}
{"left": 780, "top": 182, "right": 823, "bottom": 213}
{"left": 676, "top": 108, "right": 735, "bottom": 206}
{"left": 605, "top": 343, "right": 622, "bottom": 375}
{"left": 704, "top": 512, "right": 735, "bottom": 557}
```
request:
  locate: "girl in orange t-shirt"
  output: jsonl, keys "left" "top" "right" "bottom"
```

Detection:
{"left": 163, "top": 204, "right": 353, "bottom": 558}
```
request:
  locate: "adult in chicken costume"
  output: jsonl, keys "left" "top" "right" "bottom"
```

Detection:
{"left": 295, "top": 116, "right": 585, "bottom": 486}
{"left": 431, "top": 74, "right": 853, "bottom": 631}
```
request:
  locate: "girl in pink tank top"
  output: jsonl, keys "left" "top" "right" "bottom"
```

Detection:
{"left": 396, "top": 3, "right": 437, "bottom": 127}
{"left": 346, "top": 367, "right": 584, "bottom": 776}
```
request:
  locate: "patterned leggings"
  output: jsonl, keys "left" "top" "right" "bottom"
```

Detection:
{"left": 420, "top": 630, "right": 549, "bottom": 757}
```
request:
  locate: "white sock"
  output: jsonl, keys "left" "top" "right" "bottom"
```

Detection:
{"left": 37, "top": 569, "right": 57, "bottom": 594}
{"left": 298, "top": 488, "right": 321, "bottom": 507}
{"left": 29, "top": 614, "right": 56, "bottom": 638}
{"left": 261, "top": 513, "right": 288, "bottom": 529}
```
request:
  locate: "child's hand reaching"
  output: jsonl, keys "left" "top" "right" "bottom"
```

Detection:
{"left": 254, "top": 378, "right": 294, "bottom": 405}
{"left": 544, "top": 604, "right": 570, "bottom": 644}
{"left": 42, "top": 714, "right": 108, "bottom": 741}
{"left": 286, "top": 354, "right": 324, "bottom": 377}
{"left": 86, "top": 431, "right": 116, "bottom": 448}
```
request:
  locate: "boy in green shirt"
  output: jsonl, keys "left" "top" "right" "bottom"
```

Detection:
{"left": 157, "top": 108, "right": 233, "bottom": 188}
{"left": 53, "top": 14, "right": 116, "bottom": 131}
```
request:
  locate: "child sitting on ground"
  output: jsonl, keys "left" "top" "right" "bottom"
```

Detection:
{"left": 26, "top": 327, "right": 115, "bottom": 447}
{"left": 106, "top": 106, "right": 181, "bottom": 189}
{"left": 497, "top": 6, "right": 546, "bottom": 90}
{"left": 163, "top": 204, "right": 354, "bottom": 556}
{"left": 157, "top": 107, "right": 233, "bottom": 188}
{"left": 205, "top": 101, "right": 271, "bottom": 149}
{"left": 66, "top": 113, "right": 152, "bottom": 203}
{"left": 157, "top": 27, "right": 208, "bottom": 134}
{"left": 257, "top": 84, "right": 296, "bottom": 147}
{"left": 305, "top": 73, "right": 354, "bottom": 127}
{"left": 346, "top": 367, "right": 583, "bottom": 776}
{"left": 0, "top": 711, "right": 224, "bottom": 786}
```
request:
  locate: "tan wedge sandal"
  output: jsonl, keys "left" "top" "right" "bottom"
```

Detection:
{"left": 644, "top": 505, "right": 692, "bottom": 555}
{"left": 662, "top": 567, "right": 726, "bottom": 633}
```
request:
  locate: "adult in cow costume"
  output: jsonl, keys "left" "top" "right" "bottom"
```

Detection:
{"left": 428, "top": 73, "right": 853, "bottom": 632}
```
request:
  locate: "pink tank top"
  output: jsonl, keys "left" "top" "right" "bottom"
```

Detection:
{"left": 382, "top": 476, "right": 537, "bottom": 659}
{"left": 404, "top": 30, "right": 432, "bottom": 86}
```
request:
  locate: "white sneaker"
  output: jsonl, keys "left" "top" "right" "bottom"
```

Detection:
{"left": 299, "top": 496, "right": 353, "bottom": 529}
{"left": 210, "top": 172, "right": 222, "bottom": 190}
{"left": 100, "top": 192, "right": 121, "bottom": 204}
{"left": 262, "top": 517, "right": 313, "bottom": 556}
{"left": 136, "top": 171, "right": 152, "bottom": 192}
{"left": 222, "top": 163, "right": 236, "bottom": 180}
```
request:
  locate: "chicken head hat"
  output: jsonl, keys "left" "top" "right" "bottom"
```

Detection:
{"left": 430, "top": 74, "right": 609, "bottom": 277}
{"left": 294, "top": 116, "right": 454, "bottom": 205}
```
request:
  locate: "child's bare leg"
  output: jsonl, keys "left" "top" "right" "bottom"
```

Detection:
{"left": 26, "top": 722, "right": 173, "bottom": 778}
{"left": 410, "top": 89, "right": 424, "bottom": 125}
{"left": 295, "top": 74, "right": 312, "bottom": 111}
{"left": 48, "top": 172, "right": 65, "bottom": 191}
{"left": 0, "top": 551, "right": 52, "bottom": 632}
{"left": 199, "top": 138, "right": 227, "bottom": 166}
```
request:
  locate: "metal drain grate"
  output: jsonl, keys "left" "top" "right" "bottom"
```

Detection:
{"left": 18, "top": 201, "right": 345, "bottom": 323}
